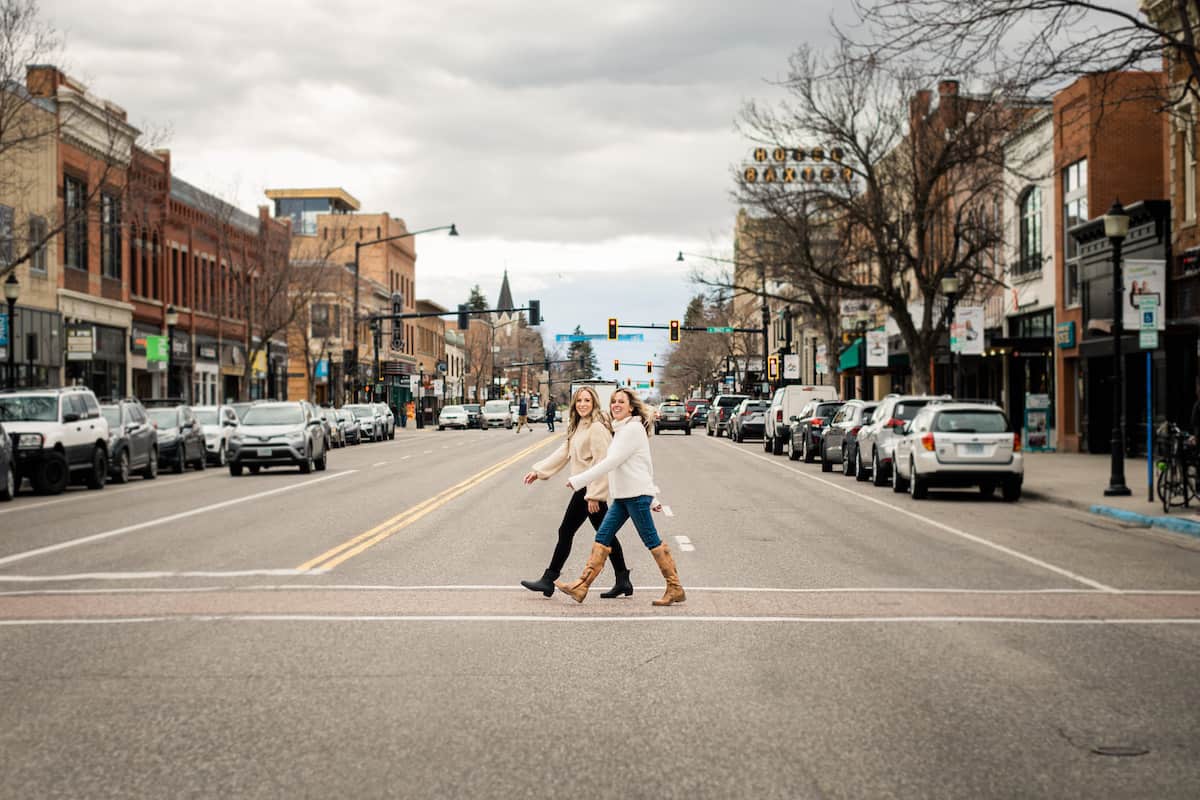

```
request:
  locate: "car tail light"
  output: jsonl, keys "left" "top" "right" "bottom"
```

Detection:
{"left": 887, "top": 417, "right": 904, "bottom": 428}
{"left": 1013, "top": 433, "right": 1022, "bottom": 452}
{"left": 776, "top": 409, "right": 782, "bottom": 422}
{"left": 849, "top": 425, "right": 861, "bottom": 436}
{"left": 811, "top": 419, "right": 823, "bottom": 427}
{"left": 921, "top": 433, "right": 936, "bottom": 451}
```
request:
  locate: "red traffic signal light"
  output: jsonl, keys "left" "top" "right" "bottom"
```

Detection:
{"left": 607, "top": 318, "right": 618, "bottom": 340}
{"left": 669, "top": 320, "right": 680, "bottom": 342}
{"left": 650, "top": 378, "right": 655, "bottom": 388}
{"left": 613, "top": 359, "right": 620, "bottom": 371}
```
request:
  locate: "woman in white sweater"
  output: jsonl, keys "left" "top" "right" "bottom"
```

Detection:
{"left": 557, "top": 388, "right": 686, "bottom": 606}
{"left": 520, "top": 386, "right": 633, "bottom": 598}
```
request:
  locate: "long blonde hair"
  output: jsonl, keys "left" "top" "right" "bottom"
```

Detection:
{"left": 611, "top": 388, "right": 654, "bottom": 434}
{"left": 567, "top": 386, "right": 611, "bottom": 441}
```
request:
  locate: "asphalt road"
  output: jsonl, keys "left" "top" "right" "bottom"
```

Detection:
{"left": 2, "top": 423, "right": 1199, "bottom": 798}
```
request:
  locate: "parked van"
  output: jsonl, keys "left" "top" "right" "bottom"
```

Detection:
{"left": 764, "top": 384, "right": 840, "bottom": 455}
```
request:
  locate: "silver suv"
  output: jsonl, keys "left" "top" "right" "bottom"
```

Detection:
{"left": 228, "top": 401, "right": 328, "bottom": 475}
{"left": 0, "top": 386, "right": 110, "bottom": 495}
{"left": 855, "top": 393, "right": 948, "bottom": 487}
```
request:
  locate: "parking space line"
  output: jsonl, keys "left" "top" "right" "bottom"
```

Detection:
{"left": 372, "top": 461, "right": 388, "bottom": 467}
{"left": 712, "top": 439, "right": 1117, "bottom": 593}
{"left": 674, "top": 535, "right": 695, "bottom": 552}
{"left": 0, "top": 471, "right": 357, "bottom": 568}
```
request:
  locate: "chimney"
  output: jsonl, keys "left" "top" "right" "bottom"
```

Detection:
{"left": 909, "top": 89, "right": 933, "bottom": 123}
{"left": 25, "top": 65, "right": 64, "bottom": 98}
{"left": 938, "top": 79, "right": 959, "bottom": 98}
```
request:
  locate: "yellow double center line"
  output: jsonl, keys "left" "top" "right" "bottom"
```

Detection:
{"left": 297, "top": 435, "right": 561, "bottom": 572}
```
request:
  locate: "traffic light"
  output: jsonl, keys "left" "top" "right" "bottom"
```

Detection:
{"left": 528, "top": 299, "right": 541, "bottom": 326}
{"left": 457, "top": 304, "right": 469, "bottom": 331}
{"left": 607, "top": 318, "right": 618, "bottom": 340}
{"left": 767, "top": 356, "right": 779, "bottom": 380}
{"left": 613, "top": 359, "right": 620, "bottom": 371}
{"left": 650, "top": 378, "right": 655, "bottom": 388}
{"left": 646, "top": 361, "right": 652, "bottom": 373}
{"left": 391, "top": 292, "right": 404, "bottom": 350}
{"left": 669, "top": 320, "right": 680, "bottom": 342}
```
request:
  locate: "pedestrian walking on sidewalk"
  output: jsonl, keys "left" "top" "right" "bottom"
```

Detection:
{"left": 546, "top": 397, "right": 557, "bottom": 432}
{"left": 515, "top": 395, "right": 529, "bottom": 433}
{"left": 520, "top": 386, "right": 632, "bottom": 598}
{"left": 558, "top": 388, "right": 685, "bottom": 606}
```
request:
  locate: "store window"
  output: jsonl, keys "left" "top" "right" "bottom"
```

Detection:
{"left": 101, "top": 193, "right": 122, "bottom": 280}
{"left": 64, "top": 175, "right": 87, "bottom": 271}
{"left": 1015, "top": 186, "right": 1042, "bottom": 276}
{"left": 28, "top": 215, "right": 47, "bottom": 273}
{"left": 1062, "top": 159, "right": 1087, "bottom": 307}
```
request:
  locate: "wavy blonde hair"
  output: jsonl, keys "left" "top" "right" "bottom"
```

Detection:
{"left": 567, "top": 386, "right": 611, "bottom": 441}
{"left": 611, "top": 388, "right": 654, "bottom": 434}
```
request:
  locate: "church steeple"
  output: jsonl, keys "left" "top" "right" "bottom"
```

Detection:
{"left": 497, "top": 269, "right": 514, "bottom": 314}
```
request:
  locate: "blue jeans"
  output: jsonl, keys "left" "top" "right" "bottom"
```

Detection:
{"left": 595, "top": 495, "right": 661, "bottom": 550}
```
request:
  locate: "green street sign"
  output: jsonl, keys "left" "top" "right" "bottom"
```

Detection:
{"left": 706, "top": 326, "right": 735, "bottom": 333}
{"left": 145, "top": 335, "right": 168, "bottom": 363}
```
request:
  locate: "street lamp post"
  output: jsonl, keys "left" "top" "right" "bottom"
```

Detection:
{"left": 165, "top": 304, "right": 179, "bottom": 399}
{"left": 4, "top": 274, "right": 19, "bottom": 389}
{"left": 349, "top": 223, "right": 457, "bottom": 403}
{"left": 855, "top": 303, "right": 870, "bottom": 401}
{"left": 941, "top": 273, "right": 960, "bottom": 398}
{"left": 1103, "top": 201, "right": 1132, "bottom": 497}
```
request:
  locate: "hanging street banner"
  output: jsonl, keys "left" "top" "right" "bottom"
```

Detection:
{"left": 0, "top": 311, "right": 7, "bottom": 347}
{"left": 1124, "top": 259, "right": 1166, "bottom": 330}
{"left": 815, "top": 344, "right": 828, "bottom": 374}
{"left": 951, "top": 306, "right": 985, "bottom": 355}
{"left": 783, "top": 353, "right": 801, "bottom": 380}
{"left": 315, "top": 358, "right": 329, "bottom": 383}
{"left": 866, "top": 330, "right": 889, "bottom": 367}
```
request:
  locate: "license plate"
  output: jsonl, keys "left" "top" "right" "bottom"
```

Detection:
{"left": 257, "top": 448, "right": 272, "bottom": 457}
{"left": 960, "top": 443, "right": 984, "bottom": 455}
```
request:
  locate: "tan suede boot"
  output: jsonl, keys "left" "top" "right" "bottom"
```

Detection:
{"left": 553, "top": 542, "right": 611, "bottom": 603}
{"left": 649, "top": 543, "right": 686, "bottom": 606}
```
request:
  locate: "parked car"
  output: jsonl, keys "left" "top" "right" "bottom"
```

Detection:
{"left": 820, "top": 401, "right": 876, "bottom": 477}
{"left": 336, "top": 408, "right": 362, "bottom": 445}
{"left": 688, "top": 401, "right": 710, "bottom": 429}
{"left": 344, "top": 404, "right": 383, "bottom": 442}
{"left": 654, "top": 400, "right": 691, "bottom": 435}
{"left": 729, "top": 399, "right": 770, "bottom": 442}
{"left": 438, "top": 405, "right": 472, "bottom": 430}
{"left": 482, "top": 399, "right": 514, "bottom": 429}
{"left": 764, "top": 384, "right": 840, "bottom": 456}
{"left": 192, "top": 404, "right": 240, "bottom": 465}
{"left": 100, "top": 398, "right": 159, "bottom": 482}
{"left": 0, "top": 386, "right": 110, "bottom": 495}
{"left": 228, "top": 401, "right": 328, "bottom": 475}
{"left": 0, "top": 420, "right": 15, "bottom": 500}
{"left": 373, "top": 402, "right": 396, "bottom": 440}
{"left": 891, "top": 402, "right": 1023, "bottom": 501}
{"left": 706, "top": 394, "right": 749, "bottom": 437}
{"left": 527, "top": 403, "right": 545, "bottom": 423}
{"left": 145, "top": 403, "right": 207, "bottom": 474}
{"left": 856, "top": 394, "right": 948, "bottom": 487}
{"left": 462, "top": 403, "right": 483, "bottom": 429}
{"left": 318, "top": 407, "right": 345, "bottom": 448}
{"left": 786, "top": 400, "right": 845, "bottom": 462}
{"left": 230, "top": 402, "right": 255, "bottom": 421}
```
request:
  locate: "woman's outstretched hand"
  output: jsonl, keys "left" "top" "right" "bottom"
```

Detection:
{"left": 565, "top": 479, "right": 576, "bottom": 491}
{"left": 587, "top": 499, "right": 600, "bottom": 514}
{"left": 523, "top": 471, "right": 539, "bottom": 485}
{"left": 651, "top": 502, "right": 663, "bottom": 513}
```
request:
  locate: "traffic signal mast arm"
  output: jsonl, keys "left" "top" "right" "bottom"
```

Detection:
{"left": 361, "top": 304, "right": 541, "bottom": 325}
{"left": 619, "top": 323, "right": 763, "bottom": 333}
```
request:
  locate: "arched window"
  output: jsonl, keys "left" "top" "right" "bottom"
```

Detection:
{"left": 1016, "top": 186, "right": 1042, "bottom": 276}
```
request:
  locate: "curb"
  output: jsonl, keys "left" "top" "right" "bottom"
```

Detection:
{"left": 1088, "top": 505, "right": 1200, "bottom": 539}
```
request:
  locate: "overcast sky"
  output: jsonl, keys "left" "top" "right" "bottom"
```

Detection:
{"left": 44, "top": 0, "right": 842, "bottom": 381}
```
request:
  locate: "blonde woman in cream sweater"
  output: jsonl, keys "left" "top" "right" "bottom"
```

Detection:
{"left": 520, "top": 386, "right": 633, "bottom": 598}
{"left": 557, "top": 387, "right": 686, "bottom": 606}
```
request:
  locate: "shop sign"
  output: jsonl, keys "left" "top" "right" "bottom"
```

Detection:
{"left": 1055, "top": 321, "right": 1075, "bottom": 349}
{"left": 951, "top": 306, "right": 984, "bottom": 355}
{"left": 866, "top": 330, "right": 888, "bottom": 367}
{"left": 1123, "top": 260, "right": 1166, "bottom": 330}
{"left": 66, "top": 325, "right": 94, "bottom": 362}
{"left": 198, "top": 344, "right": 218, "bottom": 361}
{"left": 783, "top": 353, "right": 800, "bottom": 380}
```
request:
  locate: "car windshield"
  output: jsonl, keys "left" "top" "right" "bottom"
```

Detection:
{"left": 893, "top": 401, "right": 929, "bottom": 421}
{"left": 0, "top": 395, "right": 58, "bottom": 422}
{"left": 442, "top": 406, "right": 464, "bottom": 414}
{"left": 934, "top": 410, "right": 1009, "bottom": 434}
{"left": 661, "top": 404, "right": 685, "bottom": 412}
{"left": 815, "top": 403, "right": 842, "bottom": 418}
{"left": 147, "top": 408, "right": 179, "bottom": 427}
{"left": 744, "top": 402, "right": 768, "bottom": 412}
{"left": 464, "top": 404, "right": 480, "bottom": 412}
{"left": 484, "top": 401, "right": 508, "bottom": 412}
{"left": 716, "top": 396, "right": 747, "bottom": 408}
{"left": 100, "top": 407, "right": 122, "bottom": 428}
{"left": 193, "top": 410, "right": 219, "bottom": 426}
{"left": 344, "top": 405, "right": 374, "bottom": 418}
{"left": 242, "top": 405, "right": 303, "bottom": 425}
{"left": 231, "top": 403, "right": 253, "bottom": 420}
{"left": 337, "top": 411, "right": 352, "bottom": 421}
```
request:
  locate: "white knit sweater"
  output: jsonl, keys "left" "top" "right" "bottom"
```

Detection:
{"left": 569, "top": 415, "right": 658, "bottom": 500}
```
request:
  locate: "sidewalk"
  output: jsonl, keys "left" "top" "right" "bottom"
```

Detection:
{"left": 1022, "top": 451, "right": 1200, "bottom": 538}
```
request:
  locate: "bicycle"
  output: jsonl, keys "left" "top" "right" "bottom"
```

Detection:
{"left": 1155, "top": 422, "right": 1194, "bottom": 513}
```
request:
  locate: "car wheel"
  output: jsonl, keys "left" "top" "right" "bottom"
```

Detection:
{"left": 173, "top": 448, "right": 185, "bottom": 474}
{"left": 843, "top": 448, "right": 853, "bottom": 476}
{"left": 787, "top": 434, "right": 800, "bottom": 461}
{"left": 300, "top": 448, "right": 314, "bottom": 474}
{"left": 142, "top": 448, "right": 159, "bottom": 480}
{"left": 803, "top": 433, "right": 815, "bottom": 463}
{"left": 763, "top": 435, "right": 772, "bottom": 452}
{"left": 871, "top": 449, "right": 888, "bottom": 487}
{"left": 1002, "top": 479, "right": 1022, "bottom": 502}
{"left": 315, "top": 444, "right": 328, "bottom": 472}
{"left": 193, "top": 447, "right": 206, "bottom": 470}
{"left": 909, "top": 458, "right": 927, "bottom": 499}
{"left": 32, "top": 451, "right": 69, "bottom": 495}
{"left": 229, "top": 462, "right": 243, "bottom": 477}
{"left": 249, "top": 465, "right": 261, "bottom": 475}
{"left": 113, "top": 449, "right": 131, "bottom": 484}
{"left": 0, "top": 463, "right": 15, "bottom": 501}
{"left": 772, "top": 434, "right": 784, "bottom": 456}
{"left": 85, "top": 447, "right": 108, "bottom": 490}
{"left": 821, "top": 443, "right": 833, "bottom": 472}
{"left": 891, "top": 457, "right": 908, "bottom": 493}
{"left": 854, "top": 447, "right": 869, "bottom": 482}
{"left": 218, "top": 443, "right": 228, "bottom": 467}
{"left": 438, "top": 425, "right": 444, "bottom": 431}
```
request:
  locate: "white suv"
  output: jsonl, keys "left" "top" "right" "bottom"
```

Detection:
{"left": 0, "top": 386, "right": 110, "bottom": 495}
{"left": 891, "top": 402, "right": 1023, "bottom": 501}
{"left": 482, "top": 399, "right": 513, "bottom": 429}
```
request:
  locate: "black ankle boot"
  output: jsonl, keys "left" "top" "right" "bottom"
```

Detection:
{"left": 521, "top": 570, "right": 559, "bottom": 597}
{"left": 599, "top": 570, "right": 633, "bottom": 598}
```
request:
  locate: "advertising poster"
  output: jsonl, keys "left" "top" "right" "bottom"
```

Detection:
{"left": 951, "top": 306, "right": 985, "bottom": 355}
{"left": 783, "top": 353, "right": 800, "bottom": 380}
{"left": 865, "top": 330, "right": 888, "bottom": 367}
{"left": 815, "top": 344, "right": 828, "bottom": 374}
{"left": 1123, "top": 259, "right": 1166, "bottom": 330}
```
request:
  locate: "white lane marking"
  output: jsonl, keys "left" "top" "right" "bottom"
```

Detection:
{"left": 1, "top": 615, "right": 1198, "bottom": 627}
{"left": 400, "top": 455, "right": 411, "bottom": 460}
{"left": 423, "top": 450, "right": 433, "bottom": 454}
{"left": 674, "top": 535, "right": 695, "bottom": 552}
{"left": 372, "top": 461, "right": 388, "bottom": 467}
{"left": 0, "top": 569, "right": 319, "bottom": 583}
{"left": 441, "top": 445, "right": 449, "bottom": 450}
{"left": 0, "top": 470, "right": 219, "bottom": 516}
{"left": 713, "top": 440, "right": 1118, "bottom": 593}
{"left": 0, "top": 471, "right": 357, "bottom": 568}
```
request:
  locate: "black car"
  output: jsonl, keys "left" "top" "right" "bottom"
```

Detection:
{"left": 654, "top": 401, "right": 691, "bottom": 434}
{"left": 707, "top": 394, "right": 750, "bottom": 437}
{"left": 144, "top": 404, "right": 207, "bottom": 473}
{"left": 787, "top": 400, "right": 845, "bottom": 462}
{"left": 0, "top": 421, "right": 14, "bottom": 501}
{"left": 100, "top": 399, "right": 159, "bottom": 482}
{"left": 462, "top": 403, "right": 483, "bottom": 429}
{"left": 688, "top": 402, "right": 710, "bottom": 428}
{"left": 729, "top": 399, "right": 770, "bottom": 442}
{"left": 819, "top": 400, "right": 876, "bottom": 475}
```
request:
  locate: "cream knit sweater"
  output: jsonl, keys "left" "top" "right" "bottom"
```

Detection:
{"left": 569, "top": 415, "right": 658, "bottom": 500}
{"left": 531, "top": 418, "right": 611, "bottom": 502}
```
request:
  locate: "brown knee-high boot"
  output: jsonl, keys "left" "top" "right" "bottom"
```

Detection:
{"left": 649, "top": 543, "right": 686, "bottom": 606}
{"left": 553, "top": 542, "right": 611, "bottom": 603}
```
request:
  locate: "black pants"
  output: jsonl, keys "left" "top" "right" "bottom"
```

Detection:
{"left": 547, "top": 488, "right": 627, "bottom": 574}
